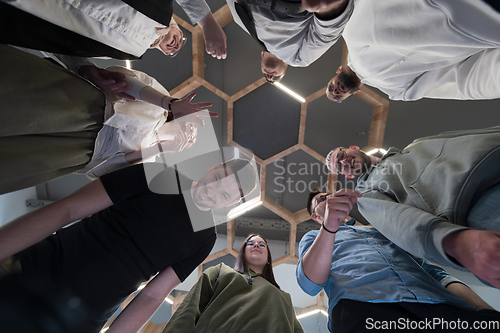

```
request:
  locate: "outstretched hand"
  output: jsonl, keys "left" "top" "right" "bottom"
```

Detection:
{"left": 443, "top": 229, "right": 500, "bottom": 289}
{"left": 323, "top": 189, "right": 362, "bottom": 231}
{"left": 78, "top": 65, "right": 135, "bottom": 100}
{"left": 170, "top": 92, "right": 218, "bottom": 126}
{"left": 198, "top": 12, "right": 227, "bottom": 60}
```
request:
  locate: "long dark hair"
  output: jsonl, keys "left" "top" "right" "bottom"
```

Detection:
{"left": 234, "top": 234, "right": 280, "bottom": 289}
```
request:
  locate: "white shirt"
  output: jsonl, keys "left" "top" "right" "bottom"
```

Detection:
{"left": 8, "top": 0, "right": 210, "bottom": 57}
{"left": 343, "top": 0, "right": 500, "bottom": 101}
{"left": 52, "top": 54, "right": 170, "bottom": 178}
{"left": 226, "top": 0, "right": 354, "bottom": 67}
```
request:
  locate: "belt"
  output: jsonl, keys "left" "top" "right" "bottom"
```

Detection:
{"left": 242, "top": 0, "right": 305, "bottom": 14}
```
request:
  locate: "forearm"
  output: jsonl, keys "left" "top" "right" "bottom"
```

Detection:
{"left": 0, "top": 180, "right": 111, "bottom": 260}
{"left": 302, "top": 227, "right": 336, "bottom": 285}
{"left": 446, "top": 282, "right": 494, "bottom": 311}
{"left": 108, "top": 267, "right": 180, "bottom": 333}
{"left": 0, "top": 201, "right": 71, "bottom": 260}
{"left": 175, "top": 0, "right": 210, "bottom": 24}
{"left": 124, "top": 145, "right": 162, "bottom": 165}
{"left": 138, "top": 86, "right": 175, "bottom": 110}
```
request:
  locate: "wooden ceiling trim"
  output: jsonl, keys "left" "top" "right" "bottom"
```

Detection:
{"left": 213, "top": 5, "right": 234, "bottom": 28}
{"left": 200, "top": 79, "right": 230, "bottom": 101}
{"left": 300, "top": 145, "right": 325, "bottom": 163}
{"left": 289, "top": 222, "right": 297, "bottom": 256}
{"left": 262, "top": 196, "right": 294, "bottom": 222}
{"left": 294, "top": 208, "right": 311, "bottom": 224}
{"left": 259, "top": 163, "right": 266, "bottom": 200}
{"left": 169, "top": 76, "right": 201, "bottom": 98}
{"left": 298, "top": 102, "right": 307, "bottom": 145}
{"left": 305, "top": 87, "right": 326, "bottom": 103}
{"left": 192, "top": 28, "right": 205, "bottom": 78}
{"left": 227, "top": 101, "right": 234, "bottom": 142}
{"left": 172, "top": 14, "right": 194, "bottom": 32}
{"left": 229, "top": 77, "right": 267, "bottom": 102}
{"left": 262, "top": 144, "right": 300, "bottom": 166}
{"left": 367, "top": 104, "right": 389, "bottom": 148}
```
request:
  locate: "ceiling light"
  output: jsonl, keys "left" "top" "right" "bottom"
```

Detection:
{"left": 227, "top": 200, "right": 263, "bottom": 220}
{"left": 100, "top": 328, "right": 109, "bottom": 333}
{"left": 366, "top": 148, "right": 387, "bottom": 156}
{"left": 125, "top": 60, "right": 132, "bottom": 69}
{"left": 296, "top": 308, "right": 320, "bottom": 319}
{"left": 165, "top": 297, "right": 174, "bottom": 304}
{"left": 273, "top": 82, "right": 306, "bottom": 103}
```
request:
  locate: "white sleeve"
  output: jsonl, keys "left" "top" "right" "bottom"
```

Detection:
{"left": 175, "top": 0, "right": 211, "bottom": 24}
{"left": 120, "top": 75, "right": 150, "bottom": 101}
{"left": 43, "top": 53, "right": 96, "bottom": 75}
{"left": 85, "top": 153, "right": 131, "bottom": 180}
{"left": 403, "top": 49, "right": 500, "bottom": 101}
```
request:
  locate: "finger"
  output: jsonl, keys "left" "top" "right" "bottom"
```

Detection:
{"left": 327, "top": 199, "right": 353, "bottom": 213}
{"left": 105, "top": 82, "right": 128, "bottom": 91}
{"left": 186, "top": 92, "right": 197, "bottom": 101}
{"left": 195, "top": 110, "right": 219, "bottom": 118}
{"left": 334, "top": 188, "right": 363, "bottom": 198}
{"left": 192, "top": 102, "right": 213, "bottom": 109}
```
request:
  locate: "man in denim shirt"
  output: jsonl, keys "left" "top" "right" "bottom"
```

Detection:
{"left": 297, "top": 189, "right": 499, "bottom": 332}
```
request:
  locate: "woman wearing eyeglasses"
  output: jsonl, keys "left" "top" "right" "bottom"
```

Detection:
{"left": 0, "top": 44, "right": 217, "bottom": 195}
{"left": 162, "top": 234, "right": 304, "bottom": 333}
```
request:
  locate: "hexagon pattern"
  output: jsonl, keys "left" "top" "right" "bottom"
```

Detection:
{"left": 102, "top": 5, "right": 390, "bottom": 332}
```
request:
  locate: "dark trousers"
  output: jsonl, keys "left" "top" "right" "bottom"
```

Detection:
{"left": 0, "top": 2, "right": 137, "bottom": 59}
{"left": 331, "top": 299, "right": 500, "bottom": 332}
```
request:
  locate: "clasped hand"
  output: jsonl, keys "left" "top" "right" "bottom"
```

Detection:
{"left": 78, "top": 65, "right": 135, "bottom": 100}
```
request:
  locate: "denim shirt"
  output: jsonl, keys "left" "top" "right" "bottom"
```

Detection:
{"left": 296, "top": 223, "right": 474, "bottom": 331}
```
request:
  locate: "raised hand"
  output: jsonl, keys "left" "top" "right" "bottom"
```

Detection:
{"left": 78, "top": 65, "right": 135, "bottom": 100}
{"left": 198, "top": 12, "right": 227, "bottom": 60}
{"left": 170, "top": 92, "right": 218, "bottom": 126}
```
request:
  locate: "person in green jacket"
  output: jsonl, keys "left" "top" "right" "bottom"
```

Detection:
{"left": 162, "top": 234, "right": 304, "bottom": 333}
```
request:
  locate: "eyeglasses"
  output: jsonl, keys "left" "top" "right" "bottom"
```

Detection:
{"left": 247, "top": 240, "right": 266, "bottom": 248}
{"left": 312, "top": 193, "right": 330, "bottom": 215}
{"left": 167, "top": 36, "right": 187, "bottom": 58}
{"left": 335, "top": 148, "right": 347, "bottom": 173}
